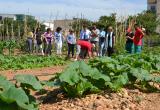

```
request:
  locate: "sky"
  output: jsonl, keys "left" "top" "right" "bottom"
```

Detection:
{"left": 0, "top": 0, "right": 147, "bottom": 21}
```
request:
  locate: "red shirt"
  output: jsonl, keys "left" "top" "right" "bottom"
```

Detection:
{"left": 133, "top": 28, "right": 143, "bottom": 46}
{"left": 77, "top": 40, "right": 92, "bottom": 52}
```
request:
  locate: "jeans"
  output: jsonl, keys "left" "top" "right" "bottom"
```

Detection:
{"left": 45, "top": 43, "right": 52, "bottom": 55}
{"left": 134, "top": 45, "right": 142, "bottom": 54}
{"left": 68, "top": 43, "right": 75, "bottom": 57}
{"left": 99, "top": 42, "right": 106, "bottom": 57}
{"left": 26, "top": 38, "right": 33, "bottom": 53}
{"left": 125, "top": 42, "right": 134, "bottom": 54}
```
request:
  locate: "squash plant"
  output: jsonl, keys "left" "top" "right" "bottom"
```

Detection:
{"left": 0, "top": 74, "right": 43, "bottom": 110}
{"left": 52, "top": 53, "right": 160, "bottom": 97}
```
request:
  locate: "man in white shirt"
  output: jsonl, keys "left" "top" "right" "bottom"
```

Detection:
{"left": 80, "top": 25, "right": 91, "bottom": 41}
{"left": 90, "top": 25, "right": 100, "bottom": 56}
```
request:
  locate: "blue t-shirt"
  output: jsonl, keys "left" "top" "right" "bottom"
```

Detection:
{"left": 54, "top": 32, "right": 63, "bottom": 43}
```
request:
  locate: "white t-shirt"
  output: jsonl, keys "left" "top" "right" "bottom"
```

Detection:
{"left": 80, "top": 29, "right": 91, "bottom": 40}
{"left": 91, "top": 29, "right": 100, "bottom": 42}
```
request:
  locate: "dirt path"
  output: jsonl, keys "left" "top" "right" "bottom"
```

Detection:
{"left": 38, "top": 88, "right": 160, "bottom": 110}
{"left": 0, "top": 65, "right": 66, "bottom": 81}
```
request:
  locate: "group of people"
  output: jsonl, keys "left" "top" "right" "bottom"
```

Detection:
{"left": 125, "top": 24, "right": 145, "bottom": 54}
{"left": 26, "top": 27, "right": 64, "bottom": 56}
{"left": 26, "top": 23, "right": 145, "bottom": 61}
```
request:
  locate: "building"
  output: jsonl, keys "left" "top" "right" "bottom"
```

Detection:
{"left": 0, "top": 14, "right": 35, "bottom": 21}
{"left": 43, "top": 22, "right": 54, "bottom": 31}
{"left": 147, "top": 0, "right": 157, "bottom": 12}
{"left": 147, "top": 0, "right": 160, "bottom": 15}
{"left": 53, "top": 19, "right": 76, "bottom": 31}
{"left": 147, "top": 0, "right": 160, "bottom": 33}
{"left": 0, "top": 14, "right": 17, "bottom": 20}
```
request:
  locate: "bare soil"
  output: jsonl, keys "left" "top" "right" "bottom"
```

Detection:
{"left": 0, "top": 65, "right": 65, "bottom": 81}
{"left": 0, "top": 66, "right": 160, "bottom": 110}
{"left": 38, "top": 88, "right": 160, "bottom": 110}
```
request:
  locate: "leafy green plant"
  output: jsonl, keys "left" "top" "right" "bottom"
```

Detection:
{"left": 4, "top": 40, "right": 17, "bottom": 56}
{"left": 14, "top": 74, "right": 43, "bottom": 95}
{"left": 0, "top": 54, "right": 66, "bottom": 70}
{"left": 89, "top": 54, "right": 160, "bottom": 91}
{"left": 57, "top": 61, "right": 110, "bottom": 97}
{"left": 0, "top": 41, "right": 5, "bottom": 54}
{"left": 0, "top": 75, "right": 38, "bottom": 110}
{"left": 51, "top": 53, "right": 160, "bottom": 97}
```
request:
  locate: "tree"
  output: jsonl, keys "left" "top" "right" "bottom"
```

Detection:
{"left": 96, "top": 13, "right": 116, "bottom": 29}
{"left": 135, "top": 11, "right": 160, "bottom": 34}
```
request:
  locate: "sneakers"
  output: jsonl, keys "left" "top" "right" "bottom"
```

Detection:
{"left": 74, "top": 59, "right": 78, "bottom": 61}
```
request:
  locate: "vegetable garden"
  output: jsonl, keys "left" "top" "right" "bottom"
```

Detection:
{"left": 0, "top": 48, "right": 160, "bottom": 110}
{"left": 0, "top": 10, "right": 160, "bottom": 110}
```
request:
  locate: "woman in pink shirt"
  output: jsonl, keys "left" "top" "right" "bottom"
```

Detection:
{"left": 43, "top": 28, "right": 53, "bottom": 55}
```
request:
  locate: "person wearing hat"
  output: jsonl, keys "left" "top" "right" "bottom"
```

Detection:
{"left": 125, "top": 27, "right": 135, "bottom": 54}
{"left": 26, "top": 31, "right": 33, "bottom": 53}
{"left": 66, "top": 29, "right": 76, "bottom": 58}
{"left": 105, "top": 26, "right": 115, "bottom": 56}
{"left": 141, "top": 28, "right": 146, "bottom": 49}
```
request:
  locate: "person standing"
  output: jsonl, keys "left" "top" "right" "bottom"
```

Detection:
{"left": 35, "top": 28, "right": 44, "bottom": 55}
{"left": 141, "top": 28, "right": 146, "bottom": 49}
{"left": 99, "top": 28, "right": 106, "bottom": 57}
{"left": 125, "top": 27, "right": 135, "bottom": 54}
{"left": 54, "top": 27, "right": 63, "bottom": 55}
{"left": 90, "top": 25, "right": 100, "bottom": 56}
{"left": 67, "top": 29, "right": 76, "bottom": 58}
{"left": 105, "top": 26, "right": 115, "bottom": 56}
{"left": 26, "top": 31, "right": 33, "bottom": 54}
{"left": 133, "top": 24, "right": 144, "bottom": 54}
{"left": 43, "top": 28, "right": 53, "bottom": 55}
{"left": 79, "top": 25, "right": 91, "bottom": 58}
{"left": 80, "top": 25, "right": 91, "bottom": 41}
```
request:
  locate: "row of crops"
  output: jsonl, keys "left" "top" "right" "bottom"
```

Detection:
{"left": 0, "top": 52, "right": 160, "bottom": 110}
{"left": 0, "top": 54, "right": 66, "bottom": 70}
{"left": 58, "top": 53, "right": 160, "bottom": 96}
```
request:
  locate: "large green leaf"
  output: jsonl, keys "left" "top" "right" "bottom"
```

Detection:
{"left": 110, "top": 73, "right": 129, "bottom": 91}
{"left": 77, "top": 78, "right": 93, "bottom": 96}
{"left": 0, "top": 87, "right": 29, "bottom": 104}
{"left": 59, "top": 69, "right": 80, "bottom": 86}
{"left": 14, "top": 74, "right": 43, "bottom": 91}
{"left": 0, "top": 76, "right": 15, "bottom": 92}
{"left": 0, "top": 100, "right": 18, "bottom": 110}
{"left": 89, "top": 68, "right": 110, "bottom": 82}
{"left": 130, "top": 68, "right": 153, "bottom": 81}
{"left": 0, "top": 87, "right": 37, "bottom": 110}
